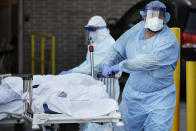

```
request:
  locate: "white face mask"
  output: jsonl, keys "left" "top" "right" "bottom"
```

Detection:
{"left": 145, "top": 17, "right": 164, "bottom": 32}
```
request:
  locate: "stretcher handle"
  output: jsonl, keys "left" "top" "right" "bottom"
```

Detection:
{"left": 21, "top": 74, "right": 33, "bottom": 80}
{"left": 89, "top": 39, "right": 94, "bottom": 78}
{"left": 89, "top": 45, "right": 94, "bottom": 52}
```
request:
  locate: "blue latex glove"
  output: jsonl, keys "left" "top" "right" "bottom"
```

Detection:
{"left": 102, "top": 64, "right": 112, "bottom": 77}
{"left": 111, "top": 64, "right": 120, "bottom": 74}
{"left": 102, "top": 64, "right": 120, "bottom": 77}
{"left": 58, "top": 70, "right": 71, "bottom": 75}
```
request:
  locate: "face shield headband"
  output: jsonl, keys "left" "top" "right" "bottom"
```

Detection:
{"left": 84, "top": 25, "right": 106, "bottom": 31}
{"left": 145, "top": 6, "right": 166, "bottom": 12}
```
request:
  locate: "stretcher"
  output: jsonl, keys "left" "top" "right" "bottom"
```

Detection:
{"left": 22, "top": 73, "right": 122, "bottom": 130}
{"left": 0, "top": 74, "right": 122, "bottom": 130}
{"left": 0, "top": 43, "right": 122, "bottom": 130}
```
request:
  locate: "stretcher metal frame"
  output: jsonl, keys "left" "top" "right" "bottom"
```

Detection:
{"left": 21, "top": 73, "right": 122, "bottom": 130}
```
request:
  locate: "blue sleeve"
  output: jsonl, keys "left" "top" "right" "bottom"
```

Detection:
{"left": 103, "top": 47, "right": 124, "bottom": 66}
{"left": 113, "top": 21, "right": 144, "bottom": 58}
{"left": 112, "top": 33, "right": 129, "bottom": 59}
{"left": 119, "top": 40, "right": 180, "bottom": 72}
{"left": 71, "top": 59, "right": 105, "bottom": 75}
{"left": 71, "top": 60, "right": 91, "bottom": 74}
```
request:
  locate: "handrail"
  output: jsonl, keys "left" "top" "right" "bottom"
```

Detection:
{"left": 31, "top": 33, "right": 55, "bottom": 75}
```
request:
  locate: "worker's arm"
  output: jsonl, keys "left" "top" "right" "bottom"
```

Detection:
{"left": 71, "top": 60, "right": 91, "bottom": 75}
{"left": 71, "top": 58, "right": 104, "bottom": 75}
{"left": 103, "top": 47, "right": 125, "bottom": 66}
{"left": 118, "top": 40, "right": 180, "bottom": 73}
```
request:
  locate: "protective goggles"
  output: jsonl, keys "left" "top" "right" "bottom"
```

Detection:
{"left": 84, "top": 25, "right": 106, "bottom": 31}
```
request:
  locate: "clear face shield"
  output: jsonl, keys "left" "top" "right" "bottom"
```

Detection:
{"left": 85, "top": 31, "right": 90, "bottom": 45}
{"left": 84, "top": 25, "right": 106, "bottom": 44}
{"left": 144, "top": 7, "right": 165, "bottom": 32}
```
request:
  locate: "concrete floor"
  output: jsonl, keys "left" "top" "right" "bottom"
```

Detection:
{"left": 0, "top": 102, "right": 187, "bottom": 131}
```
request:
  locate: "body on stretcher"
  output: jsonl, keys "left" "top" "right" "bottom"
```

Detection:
{"left": 22, "top": 73, "right": 123, "bottom": 130}
{"left": 0, "top": 73, "right": 123, "bottom": 130}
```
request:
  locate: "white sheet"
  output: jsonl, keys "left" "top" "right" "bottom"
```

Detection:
{"left": 0, "top": 73, "right": 118, "bottom": 119}
{"left": 0, "top": 77, "right": 22, "bottom": 104}
{"left": 32, "top": 73, "right": 118, "bottom": 117}
{"left": 0, "top": 100, "right": 23, "bottom": 120}
{"left": 0, "top": 75, "right": 56, "bottom": 104}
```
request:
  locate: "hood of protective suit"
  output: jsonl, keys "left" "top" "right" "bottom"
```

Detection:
{"left": 87, "top": 16, "right": 109, "bottom": 44}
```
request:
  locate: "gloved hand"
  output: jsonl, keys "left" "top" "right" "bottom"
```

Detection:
{"left": 102, "top": 64, "right": 120, "bottom": 77}
{"left": 102, "top": 64, "right": 112, "bottom": 77}
{"left": 111, "top": 64, "right": 120, "bottom": 74}
{"left": 58, "top": 70, "right": 71, "bottom": 75}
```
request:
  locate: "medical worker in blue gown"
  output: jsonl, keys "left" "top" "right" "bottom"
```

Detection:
{"left": 102, "top": 1, "right": 180, "bottom": 131}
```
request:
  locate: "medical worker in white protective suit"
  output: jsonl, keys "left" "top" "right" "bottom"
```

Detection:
{"left": 59, "top": 16, "right": 120, "bottom": 131}
{"left": 102, "top": 1, "right": 180, "bottom": 131}
{"left": 59, "top": 16, "right": 120, "bottom": 100}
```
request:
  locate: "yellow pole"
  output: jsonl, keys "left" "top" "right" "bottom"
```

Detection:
{"left": 171, "top": 28, "right": 181, "bottom": 131}
{"left": 186, "top": 61, "right": 196, "bottom": 131}
{"left": 41, "top": 36, "right": 45, "bottom": 75}
{"left": 31, "top": 34, "right": 35, "bottom": 75}
{"left": 51, "top": 36, "right": 55, "bottom": 75}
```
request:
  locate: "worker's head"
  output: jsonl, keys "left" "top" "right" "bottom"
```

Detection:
{"left": 85, "top": 16, "right": 109, "bottom": 44}
{"left": 140, "top": 1, "right": 171, "bottom": 32}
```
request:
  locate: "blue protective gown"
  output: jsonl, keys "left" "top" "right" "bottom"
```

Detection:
{"left": 112, "top": 21, "right": 180, "bottom": 131}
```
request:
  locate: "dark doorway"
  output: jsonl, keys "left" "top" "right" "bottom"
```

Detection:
{"left": 0, "top": 0, "right": 19, "bottom": 74}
